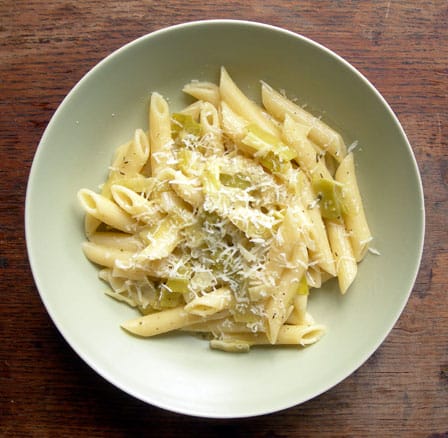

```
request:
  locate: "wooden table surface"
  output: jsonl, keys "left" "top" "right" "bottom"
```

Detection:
{"left": 1, "top": 1, "right": 447, "bottom": 436}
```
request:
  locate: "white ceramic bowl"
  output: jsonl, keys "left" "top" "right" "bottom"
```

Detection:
{"left": 26, "top": 20, "right": 424, "bottom": 418}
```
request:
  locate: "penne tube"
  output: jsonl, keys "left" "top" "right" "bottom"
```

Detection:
{"left": 157, "top": 190, "right": 193, "bottom": 219}
{"left": 220, "top": 67, "right": 280, "bottom": 138}
{"left": 211, "top": 324, "right": 326, "bottom": 350}
{"left": 220, "top": 99, "right": 247, "bottom": 137}
{"left": 110, "top": 184, "right": 162, "bottom": 224}
{"left": 265, "top": 207, "right": 304, "bottom": 276}
{"left": 104, "top": 174, "right": 157, "bottom": 197}
{"left": 335, "top": 153, "right": 372, "bottom": 261}
{"left": 77, "top": 188, "right": 137, "bottom": 233}
{"left": 288, "top": 198, "right": 317, "bottom": 253}
{"left": 305, "top": 264, "right": 322, "bottom": 289}
{"left": 82, "top": 241, "right": 134, "bottom": 269}
{"left": 112, "top": 256, "right": 172, "bottom": 280}
{"left": 297, "top": 171, "right": 336, "bottom": 276}
{"left": 184, "top": 319, "right": 256, "bottom": 334}
{"left": 121, "top": 306, "right": 204, "bottom": 337}
{"left": 169, "top": 171, "right": 204, "bottom": 208}
{"left": 282, "top": 114, "right": 333, "bottom": 180}
{"left": 135, "top": 216, "right": 182, "bottom": 262}
{"left": 325, "top": 218, "right": 357, "bottom": 294}
{"left": 111, "top": 140, "right": 132, "bottom": 170}
{"left": 200, "top": 102, "right": 224, "bottom": 154}
{"left": 179, "top": 100, "right": 203, "bottom": 120}
{"left": 261, "top": 81, "right": 346, "bottom": 161}
{"left": 102, "top": 140, "right": 132, "bottom": 196}
{"left": 184, "top": 287, "right": 234, "bottom": 317}
{"left": 149, "top": 92, "right": 173, "bottom": 176}
{"left": 102, "top": 130, "right": 150, "bottom": 198}
{"left": 88, "top": 231, "right": 143, "bottom": 252}
{"left": 121, "top": 307, "right": 229, "bottom": 337}
{"left": 219, "top": 100, "right": 251, "bottom": 149}
{"left": 325, "top": 153, "right": 338, "bottom": 177}
{"left": 277, "top": 324, "right": 326, "bottom": 345}
{"left": 125, "top": 129, "right": 151, "bottom": 174}
{"left": 265, "top": 239, "right": 308, "bottom": 344}
{"left": 84, "top": 213, "right": 101, "bottom": 238}
{"left": 278, "top": 324, "right": 327, "bottom": 345}
{"left": 286, "top": 294, "right": 308, "bottom": 325}
{"left": 183, "top": 81, "right": 221, "bottom": 108}
{"left": 246, "top": 206, "right": 300, "bottom": 302}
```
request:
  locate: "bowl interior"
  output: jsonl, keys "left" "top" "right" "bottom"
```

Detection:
{"left": 26, "top": 20, "right": 424, "bottom": 418}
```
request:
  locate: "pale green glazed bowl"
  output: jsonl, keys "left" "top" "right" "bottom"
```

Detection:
{"left": 26, "top": 20, "right": 425, "bottom": 418}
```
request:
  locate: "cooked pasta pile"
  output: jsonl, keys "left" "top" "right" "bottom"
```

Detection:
{"left": 77, "top": 67, "right": 371, "bottom": 352}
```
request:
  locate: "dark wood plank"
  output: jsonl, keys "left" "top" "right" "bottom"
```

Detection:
{"left": 1, "top": 1, "right": 447, "bottom": 436}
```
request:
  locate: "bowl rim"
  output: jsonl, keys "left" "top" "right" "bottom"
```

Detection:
{"left": 25, "top": 19, "right": 425, "bottom": 418}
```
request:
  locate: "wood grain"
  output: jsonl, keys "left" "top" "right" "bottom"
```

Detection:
{"left": 1, "top": 1, "right": 447, "bottom": 436}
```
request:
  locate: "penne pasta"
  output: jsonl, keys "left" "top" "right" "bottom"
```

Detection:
{"left": 296, "top": 171, "right": 336, "bottom": 276}
{"left": 265, "top": 240, "right": 308, "bottom": 344}
{"left": 135, "top": 216, "right": 183, "bottom": 262}
{"left": 200, "top": 102, "right": 224, "bottom": 154}
{"left": 183, "top": 81, "right": 221, "bottom": 108}
{"left": 261, "top": 81, "right": 346, "bottom": 161}
{"left": 121, "top": 306, "right": 205, "bottom": 337}
{"left": 110, "top": 184, "right": 163, "bottom": 225}
{"left": 183, "top": 318, "right": 255, "bottom": 334}
{"left": 210, "top": 324, "right": 326, "bottom": 351}
{"left": 84, "top": 213, "right": 101, "bottom": 238}
{"left": 220, "top": 66, "right": 280, "bottom": 138}
{"left": 88, "top": 231, "right": 143, "bottom": 252}
{"left": 335, "top": 153, "right": 372, "bottom": 261}
{"left": 77, "top": 68, "right": 372, "bottom": 353}
{"left": 184, "top": 287, "right": 234, "bottom": 317}
{"left": 179, "top": 100, "right": 203, "bottom": 120}
{"left": 82, "top": 241, "right": 134, "bottom": 269}
{"left": 149, "top": 92, "right": 173, "bottom": 176}
{"left": 325, "top": 219, "right": 357, "bottom": 294}
{"left": 121, "top": 307, "right": 229, "bottom": 337}
{"left": 286, "top": 294, "right": 308, "bottom": 326}
{"left": 77, "top": 188, "right": 137, "bottom": 233}
{"left": 169, "top": 171, "right": 204, "bottom": 208}
{"left": 220, "top": 100, "right": 248, "bottom": 143}
{"left": 282, "top": 114, "right": 333, "bottom": 180}
{"left": 102, "top": 130, "right": 150, "bottom": 198}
